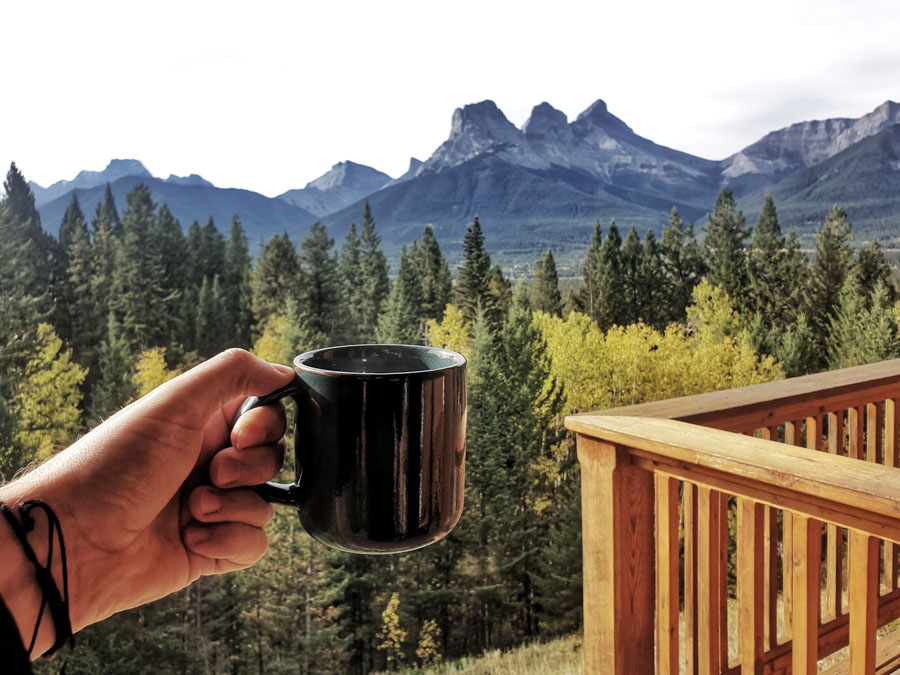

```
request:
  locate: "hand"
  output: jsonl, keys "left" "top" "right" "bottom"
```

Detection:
{"left": 0, "top": 349, "right": 294, "bottom": 657}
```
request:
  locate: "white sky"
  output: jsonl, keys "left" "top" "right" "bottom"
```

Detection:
{"left": 3, "top": 0, "right": 900, "bottom": 197}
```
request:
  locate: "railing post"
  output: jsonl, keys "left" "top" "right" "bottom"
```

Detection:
{"left": 578, "top": 435, "right": 655, "bottom": 675}
{"left": 738, "top": 499, "right": 764, "bottom": 674}
{"left": 849, "top": 531, "right": 879, "bottom": 674}
{"left": 791, "top": 515, "right": 821, "bottom": 675}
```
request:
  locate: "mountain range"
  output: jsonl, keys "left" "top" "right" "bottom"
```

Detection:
{"left": 29, "top": 98, "right": 900, "bottom": 269}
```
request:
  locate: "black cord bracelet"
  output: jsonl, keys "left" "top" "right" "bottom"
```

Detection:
{"left": 0, "top": 498, "right": 74, "bottom": 659}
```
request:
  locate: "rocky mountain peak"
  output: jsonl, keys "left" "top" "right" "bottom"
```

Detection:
{"left": 573, "top": 99, "right": 633, "bottom": 134}
{"left": 522, "top": 102, "right": 569, "bottom": 139}
{"left": 306, "top": 161, "right": 391, "bottom": 193}
{"left": 449, "top": 100, "right": 519, "bottom": 141}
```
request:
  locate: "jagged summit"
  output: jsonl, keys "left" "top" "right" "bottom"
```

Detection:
{"left": 522, "top": 102, "right": 569, "bottom": 139}
{"left": 30, "top": 159, "right": 152, "bottom": 206}
{"left": 278, "top": 161, "right": 391, "bottom": 217}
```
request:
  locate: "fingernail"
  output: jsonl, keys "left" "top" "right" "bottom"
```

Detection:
{"left": 186, "top": 525, "right": 210, "bottom": 546}
{"left": 272, "top": 363, "right": 294, "bottom": 376}
{"left": 218, "top": 461, "right": 240, "bottom": 487}
{"left": 237, "top": 423, "right": 265, "bottom": 449}
{"left": 200, "top": 491, "right": 221, "bottom": 515}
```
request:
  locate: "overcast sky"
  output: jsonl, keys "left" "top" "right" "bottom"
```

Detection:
{"left": 3, "top": 0, "right": 900, "bottom": 197}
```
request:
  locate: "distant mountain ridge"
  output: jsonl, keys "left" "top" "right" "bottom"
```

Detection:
{"left": 30, "top": 98, "right": 900, "bottom": 267}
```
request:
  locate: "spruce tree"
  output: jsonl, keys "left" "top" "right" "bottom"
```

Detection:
{"left": 579, "top": 219, "right": 603, "bottom": 321}
{"left": 91, "top": 313, "right": 137, "bottom": 420}
{"left": 488, "top": 264, "right": 512, "bottom": 328}
{"left": 357, "top": 202, "right": 390, "bottom": 341}
{"left": 150, "top": 204, "right": 188, "bottom": 345}
{"left": 852, "top": 239, "right": 895, "bottom": 306}
{"left": 638, "top": 230, "right": 665, "bottom": 329}
{"left": 748, "top": 194, "right": 792, "bottom": 323}
{"left": 704, "top": 187, "right": 749, "bottom": 304}
{"left": 660, "top": 208, "right": 706, "bottom": 324}
{"left": 456, "top": 217, "right": 500, "bottom": 330}
{"left": 300, "top": 222, "right": 344, "bottom": 341}
{"left": 199, "top": 217, "right": 226, "bottom": 282}
{"left": 530, "top": 249, "right": 563, "bottom": 317}
{"left": 620, "top": 227, "right": 642, "bottom": 325}
{"left": 341, "top": 223, "right": 364, "bottom": 342}
{"left": 806, "top": 205, "right": 854, "bottom": 360}
{"left": 595, "top": 220, "right": 625, "bottom": 331}
{"left": 827, "top": 275, "right": 899, "bottom": 369}
{"left": 109, "top": 183, "right": 168, "bottom": 350}
{"left": 100, "top": 182, "right": 122, "bottom": 237}
{"left": 65, "top": 214, "right": 100, "bottom": 373}
{"left": 377, "top": 246, "right": 425, "bottom": 344}
{"left": 55, "top": 194, "right": 90, "bottom": 343}
{"left": 224, "top": 215, "right": 253, "bottom": 348}
{"left": 409, "top": 226, "right": 452, "bottom": 322}
{"left": 250, "top": 232, "right": 302, "bottom": 332}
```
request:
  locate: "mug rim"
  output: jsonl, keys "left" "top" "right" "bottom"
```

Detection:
{"left": 293, "top": 343, "right": 466, "bottom": 377}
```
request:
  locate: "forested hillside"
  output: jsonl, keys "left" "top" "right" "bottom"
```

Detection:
{"left": 2, "top": 160, "right": 898, "bottom": 674}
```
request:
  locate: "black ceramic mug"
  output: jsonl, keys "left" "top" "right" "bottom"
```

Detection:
{"left": 239, "top": 344, "right": 466, "bottom": 554}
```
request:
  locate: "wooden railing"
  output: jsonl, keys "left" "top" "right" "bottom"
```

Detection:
{"left": 565, "top": 359, "right": 900, "bottom": 674}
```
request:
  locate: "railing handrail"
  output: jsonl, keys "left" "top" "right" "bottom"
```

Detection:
{"left": 575, "top": 357, "right": 900, "bottom": 431}
{"left": 566, "top": 414, "right": 900, "bottom": 542}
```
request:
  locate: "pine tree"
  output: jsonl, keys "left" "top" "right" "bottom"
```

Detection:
{"left": 704, "top": 187, "right": 749, "bottom": 304}
{"left": 488, "top": 264, "right": 512, "bottom": 328}
{"left": 638, "top": 229, "right": 665, "bottom": 329}
{"left": 109, "top": 183, "right": 168, "bottom": 350}
{"left": 660, "top": 208, "right": 706, "bottom": 324}
{"left": 409, "top": 226, "right": 452, "bottom": 322}
{"left": 65, "top": 213, "right": 100, "bottom": 372}
{"left": 199, "top": 217, "right": 226, "bottom": 282}
{"left": 377, "top": 246, "right": 424, "bottom": 344}
{"left": 620, "top": 227, "right": 643, "bottom": 325}
{"left": 341, "top": 223, "right": 364, "bottom": 343}
{"left": 827, "top": 274, "right": 899, "bottom": 369}
{"left": 251, "top": 232, "right": 302, "bottom": 332}
{"left": 852, "top": 239, "right": 895, "bottom": 306}
{"left": 457, "top": 217, "right": 503, "bottom": 332}
{"left": 357, "top": 202, "right": 390, "bottom": 341}
{"left": 58, "top": 193, "right": 86, "bottom": 257}
{"left": 748, "top": 194, "right": 791, "bottom": 322}
{"left": 595, "top": 220, "right": 626, "bottom": 331}
{"left": 100, "top": 182, "right": 122, "bottom": 237}
{"left": 579, "top": 219, "right": 603, "bottom": 322}
{"left": 300, "top": 222, "right": 344, "bottom": 341}
{"left": 806, "top": 205, "right": 854, "bottom": 361}
{"left": 224, "top": 215, "right": 253, "bottom": 348}
{"left": 149, "top": 204, "right": 188, "bottom": 345}
{"left": 91, "top": 313, "right": 136, "bottom": 420}
{"left": 530, "top": 249, "right": 563, "bottom": 317}
{"left": 195, "top": 276, "right": 229, "bottom": 357}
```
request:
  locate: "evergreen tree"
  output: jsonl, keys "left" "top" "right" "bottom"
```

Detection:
{"left": 488, "top": 265, "right": 513, "bottom": 328}
{"left": 704, "top": 187, "right": 749, "bottom": 304}
{"left": 530, "top": 249, "right": 563, "bottom": 317}
{"left": 456, "top": 217, "right": 498, "bottom": 328}
{"left": 199, "top": 216, "right": 227, "bottom": 282}
{"left": 250, "top": 232, "right": 302, "bottom": 332}
{"left": 620, "top": 227, "right": 642, "bottom": 325}
{"left": 224, "top": 215, "right": 253, "bottom": 348}
{"left": 100, "top": 182, "right": 123, "bottom": 237}
{"left": 300, "top": 222, "right": 344, "bottom": 341}
{"left": 149, "top": 204, "right": 188, "bottom": 345}
{"left": 323, "top": 550, "right": 378, "bottom": 675}
{"left": 638, "top": 230, "right": 666, "bottom": 329}
{"left": 377, "top": 246, "right": 424, "bottom": 344}
{"left": 65, "top": 213, "right": 100, "bottom": 373}
{"left": 185, "top": 219, "right": 204, "bottom": 289}
{"left": 195, "top": 276, "right": 230, "bottom": 357}
{"left": 109, "top": 184, "right": 168, "bottom": 349}
{"left": 341, "top": 223, "right": 364, "bottom": 342}
{"left": 806, "top": 205, "right": 854, "bottom": 361}
{"left": 852, "top": 239, "right": 895, "bottom": 306}
{"left": 409, "top": 226, "right": 453, "bottom": 322}
{"left": 356, "top": 202, "right": 390, "bottom": 341}
{"left": 827, "top": 275, "right": 899, "bottom": 369}
{"left": 579, "top": 219, "right": 603, "bottom": 322}
{"left": 660, "top": 208, "right": 706, "bottom": 324}
{"left": 91, "top": 313, "right": 136, "bottom": 420}
{"left": 595, "top": 220, "right": 626, "bottom": 331}
{"left": 58, "top": 193, "right": 86, "bottom": 257}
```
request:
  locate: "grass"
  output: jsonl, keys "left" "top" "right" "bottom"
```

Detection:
{"left": 385, "top": 634, "right": 584, "bottom": 675}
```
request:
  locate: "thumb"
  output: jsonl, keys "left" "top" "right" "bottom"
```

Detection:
{"left": 151, "top": 349, "right": 295, "bottom": 421}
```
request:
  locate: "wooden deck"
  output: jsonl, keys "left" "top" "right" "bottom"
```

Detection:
{"left": 565, "top": 358, "right": 900, "bottom": 674}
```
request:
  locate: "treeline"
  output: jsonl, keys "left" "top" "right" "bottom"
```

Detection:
{"left": 1, "top": 158, "right": 898, "bottom": 674}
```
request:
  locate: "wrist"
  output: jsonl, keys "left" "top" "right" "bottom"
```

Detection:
{"left": 0, "top": 490, "right": 58, "bottom": 659}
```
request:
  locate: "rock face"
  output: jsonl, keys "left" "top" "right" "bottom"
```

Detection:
{"left": 722, "top": 100, "right": 900, "bottom": 184}
{"left": 278, "top": 160, "right": 392, "bottom": 217}
{"left": 30, "top": 159, "right": 152, "bottom": 206}
{"left": 165, "top": 173, "right": 213, "bottom": 187}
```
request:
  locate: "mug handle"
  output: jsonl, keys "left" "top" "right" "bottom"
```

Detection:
{"left": 235, "top": 375, "right": 303, "bottom": 509}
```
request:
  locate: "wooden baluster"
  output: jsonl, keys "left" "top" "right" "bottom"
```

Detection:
{"left": 577, "top": 437, "right": 654, "bottom": 675}
{"left": 866, "top": 401, "right": 883, "bottom": 464}
{"left": 719, "top": 492, "right": 729, "bottom": 671}
{"left": 684, "top": 482, "right": 699, "bottom": 674}
{"left": 826, "top": 411, "right": 845, "bottom": 620}
{"left": 760, "top": 426, "right": 777, "bottom": 650}
{"left": 791, "top": 515, "right": 821, "bottom": 675}
{"left": 886, "top": 399, "right": 899, "bottom": 592}
{"left": 849, "top": 406, "right": 863, "bottom": 460}
{"left": 697, "top": 486, "right": 721, "bottom": 675}
{"left": 849, "top": 531, "right": 879, "bottom": 675}
{"left": 656, "top": 474, "right": 680, "bottom": 675}
{"left": 805, "top": 414, "right": 822, "bottom": 452}
{"left": 738, "top": 499, "right": 764, "bottom": 674}
{"left": 782, "top": 421, "right": 801, "bottom": 638}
